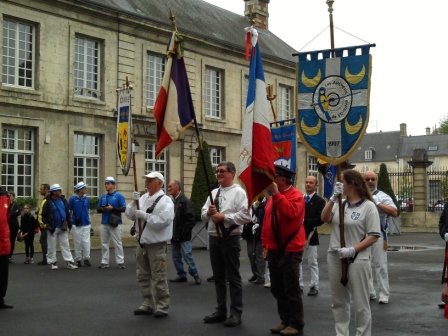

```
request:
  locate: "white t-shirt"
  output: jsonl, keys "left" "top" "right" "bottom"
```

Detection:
{"left": 328, "top": 198, "right": 381, "bottom": 259}
{"left": 372, "top": 188, "right": 397, "bottom": 227}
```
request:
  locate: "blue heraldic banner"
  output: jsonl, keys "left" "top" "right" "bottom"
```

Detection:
{"left": 297, "top": 45, "right": 372, "bottom": 164}
{"left": 271, "top": 121, "right": 297, "bottom": 184}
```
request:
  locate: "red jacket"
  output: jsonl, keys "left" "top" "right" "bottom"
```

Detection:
{"left": 0, "top": 188, "right": 11, "bottom": 256}
{"left": 262, "top": 186, "right": 306, "bottom": 253}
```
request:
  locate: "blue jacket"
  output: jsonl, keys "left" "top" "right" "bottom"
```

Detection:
{"left": 42, "top": 195, "right": 71, "bottom": 233}
{"left": 97, "top": 191, "right": 126, "bottom": 224}
{"left": 68, "top": 194, "right": 91, "bottom": 226}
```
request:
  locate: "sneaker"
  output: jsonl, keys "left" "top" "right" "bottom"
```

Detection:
{"left": 248, "top": 275, "right": 257, "bottom": 282}
{"left": 253, "top": 278, "right": 265, "bottom": 285}
{"left": 264, "top": 282, "right": 271, "bottom": 288}
{"left": 67, "top": 262, "right": 78, "bottom": 270}
{"left": 194, "top": 276, "right": 202, "bottom": 285}
{"left": 98, "top": 263, "right": 109, "bottom": 269}
{"left": 24, "top": 258, "right": 30, "bottom": 264}
{"left": 51, "top": 262, "right": 58, "bottom": 270}
{"left": 84, "top": 260, "right": 91, "bottom": 267}
{"left": 118, "top": 264, "right": 126, "bottom": 269}
{"left": 29, "top": 258, "right": 34, "bottom": 264}
{"left": 76, "top": 261, "right": 82, "bottom": 268}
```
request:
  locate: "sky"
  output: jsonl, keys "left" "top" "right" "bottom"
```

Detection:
{"left": 203, "top": 0, "right": 447, "bottom": 136}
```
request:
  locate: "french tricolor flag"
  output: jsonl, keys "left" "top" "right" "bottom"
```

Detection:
{"left": 154, "top": 31, "right": 195, "bottom": 159}
{"left": 238, "top": 27, "right": 275, "bottom": 203}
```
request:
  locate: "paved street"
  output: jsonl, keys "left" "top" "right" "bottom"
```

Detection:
{"left": 1, "top": 233, "right": 447, "bottom": 335}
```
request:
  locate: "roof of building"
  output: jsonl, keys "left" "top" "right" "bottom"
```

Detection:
{"left": 400, "top": 134, "right": 448, "bottom": 158}
{"left": 350, "top": 131, "right": 402, "bottom": 163}
{"left": 79, "top": 0, "right": 297, "bottom": 64}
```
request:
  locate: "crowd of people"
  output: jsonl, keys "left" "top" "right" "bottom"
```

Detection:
{"left": 1, "top": 163, "right": 448, "bottom": 335}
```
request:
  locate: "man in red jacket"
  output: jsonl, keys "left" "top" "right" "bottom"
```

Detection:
{"left": 262, "top": 165, "right": 306, "bottom": 336}
{"left": 0, "top": 186, "right": 12, "bottom": 309}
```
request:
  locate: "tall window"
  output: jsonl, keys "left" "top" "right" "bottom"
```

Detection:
{"left": 146, "top": 54, "right": 165, "bottom": 108}
{"left": 2, "top": 19, "right": 35, "bottom": 88}
{"left": 209, "top": 147, "right": 223, "bottom": 169}
{"left": 145, "top": 142, "right": 167, "bottom": 190}
{"left": 74, "top": 36, "right": 100, "bottom": 99}
{"left": 278, "top": 85, "right": 292, "bottom": 120}
{"left": 74, "top": 134, "right": 100, "bottom": 197}
{"left": 308, "top": 156, "right": 318, "bottom": 178}
{"left": 205, "top": 68, "right": 221, "bottom": 118}
{"left": 1, "top": 127, "right": 34, "bottom": 197}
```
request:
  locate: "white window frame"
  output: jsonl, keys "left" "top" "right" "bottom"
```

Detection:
{"left": 209, "top": 147, "right": 224, "bottom": 169}
{"left": 74, "top": 36, "right": 101, "bottom": 99}
{"left": 308, "top": 156, "right": 318, "bottom": 178}
{"left": 146, "top": 53, "right": 165, "bottom": 108}
{"left": 1, "top": 127, "right": 34, "bottom": 197}
{"left": 278, "top": 85, "right": 292, "bottom": 121}
{"left": 2, "top": 18, "right": 35, "bottom": 88}
{"left": 365, "top": 149, "right": 373, "bottom": 161}
{"left": 145, "top": 141, "right": 167, "bottom": 191}
{"left": 205, "top": 68, "right": 222, "bottom": 118}
{"left": 73, "top": 133, "right": 100, "bottom": 197}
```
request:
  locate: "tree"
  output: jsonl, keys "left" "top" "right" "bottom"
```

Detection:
{"left": 377, "top": 163, "right": 400, "bottom": 214}
{"left": 190, "top": 140, "right": 217, "bottom": 220}
{"left": 438, "top": 114, "right": 448, "bottom": 134}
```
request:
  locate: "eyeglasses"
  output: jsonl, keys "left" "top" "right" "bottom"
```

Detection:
{"left": 365, "top": 178, "right": 376, "bottom": 182}
{"left": 216, "top": 169, "right": 229, "bottom": 174}
{"left": 23, "top": 207, "right": 30, "bottom": 209}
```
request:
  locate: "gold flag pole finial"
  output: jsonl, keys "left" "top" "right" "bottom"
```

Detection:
{"left": 326, "top": 0, "right": 335, "bottom": 57}
{"left": 169, "top": 7, "right": 178, "bottom": 32}
{"left": 249, "top": 5, "right": 255, "bottom": 26}
{"left": 266, "top": 84, "right": 277, "bottom": 123}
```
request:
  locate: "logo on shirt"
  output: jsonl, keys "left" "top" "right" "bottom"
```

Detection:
{"left": 351, "top": 212, "right": 360, "bottom": 220}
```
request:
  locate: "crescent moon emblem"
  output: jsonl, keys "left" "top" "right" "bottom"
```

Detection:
{"left": 345, "top": 115, "right": 363, "bottom": 135}
{"left": 301, "top": 118, "right": 321, "bottom": 136}
{"left": 345, "top": 65, "right": 365, "bottom": 85}
{"left": 301, "top": 69, "right": 322, "bottom": 88}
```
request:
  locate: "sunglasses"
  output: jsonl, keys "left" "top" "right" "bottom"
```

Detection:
{"left": 216, "top": 169, "right": 229, "bottom": 174}
{"left": 365, "top": 178, "right": 376, "bottom": 182}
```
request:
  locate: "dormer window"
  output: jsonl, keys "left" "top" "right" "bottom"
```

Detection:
{"left": 365, "top": 149, "right": 373, "bottom": 161}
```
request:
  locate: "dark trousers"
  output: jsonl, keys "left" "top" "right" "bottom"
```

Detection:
{"left": 0, "top": 254, "right": 9, "bottom": 301}
{"left": 39, "top": 229, "right": 48, "bottom": 261}
{"left": 24, "top": 235, "right": 35, "bottom": 258}
{"left": 247, "top": 236, "right": 265, "bottom": 279}
{"left": 209, "top": 235, "right": 243, "bottom": 317}
{"left": 9, "top": 225, "right": 19, "bottom": 259}
{"left": 268, "top": 251, "right": 304, "bottom": 331}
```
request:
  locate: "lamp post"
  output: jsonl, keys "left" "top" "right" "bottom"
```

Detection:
{"left": 132, "top": 140, "right": 142, "bottom": 234}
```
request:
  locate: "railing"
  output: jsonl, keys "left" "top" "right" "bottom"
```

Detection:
{"left": 386, "top": 169, "right": 413, "bottom": 212}
{"left": 427, "top": 168, "right": 448, "bottom": 212}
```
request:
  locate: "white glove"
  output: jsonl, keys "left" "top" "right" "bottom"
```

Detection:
{"left": 132, "top": 191, "right": 140, "bottom": 201}
{"left": 337, "top": 247, "right": 356, "bottom": 259}
{"left": 330, "top": 182, "right": 344, "bottom": 203}
{"left": 372, "top": 195, "right": 380, "bottom": 206}
{"left": 445, "top": 233, "right": 448, "bottom": 242}
{"left": 252, "top": 223, "right": 259, "bottom": 235}
{"left": 135, "top": 210, "right": 147, "bottom": 220}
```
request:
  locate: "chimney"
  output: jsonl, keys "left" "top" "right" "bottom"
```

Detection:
{"left": 426, "top": 127, "right": 430, "bottom": 135}
{"left": 400, "top": 123, "right": 407, "bottom": 137}
{"left": 244, "top": 0, "right": 270, "bottom": 30}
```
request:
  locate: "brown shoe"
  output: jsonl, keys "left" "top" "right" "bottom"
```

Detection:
{"left": 270, "top": 324, "right": 286, "bottom": 334}
{"left": 280, "top": 326, "right": 302, "bottom": 335}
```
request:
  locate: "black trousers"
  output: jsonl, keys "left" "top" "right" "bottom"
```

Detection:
{"left": 39, "top": 229, "right": 48, "bottom": 261}
{"left": 0, "top": 254, "right": 9, "bottom": 301}
{"left": 24, "top": 234, "right": 35, "bottom": 258}
{"left": 9, "top": 224, "right": 19, "bottom": 259}
{"left": 209, "top": 235, "right": 243, "bottom": 317}
{"left": 268, "top": 251, "right": 304, "bottom": 331}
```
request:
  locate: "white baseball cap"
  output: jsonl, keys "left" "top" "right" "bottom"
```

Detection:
{"left": 142, "top": 172, "right": 164, "bottom": 185}
{"left": 50, "top": 184, "right": 62, "bottom": 192}
{"left": 105, "top": 176, "right": 116, "bottom": 184}
{"left": 74, "top": 181, "right": 87, "bottom": 191}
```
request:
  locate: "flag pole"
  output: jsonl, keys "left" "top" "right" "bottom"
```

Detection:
{"left": 168, "top": 9, "right": 219, "bottom": 238}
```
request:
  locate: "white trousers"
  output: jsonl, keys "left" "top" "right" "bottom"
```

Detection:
{"left": 72, "top": 225, "right": 91, "bottom": 261}
{"left": 327, "top": 251, "right": 372, "bottom": 336}
{"left": 46, "top": 228, "right": 74, "bottom": 264}
{"left": 100, "top": 224, "right": 124, "bottom": 265}
{"left": 299, "top": 245, "right": 319, "bottom": 290}
{"left": 368, "top": 235, "right": 389, "bottom": 301}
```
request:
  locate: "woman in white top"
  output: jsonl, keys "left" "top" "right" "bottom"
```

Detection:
{"left": 321, "top": 169, "right": 380, "bottom": 336}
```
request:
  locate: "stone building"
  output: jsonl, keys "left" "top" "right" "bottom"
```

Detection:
{"left": 1, "top": 0, "right": 305, "bottom": 208}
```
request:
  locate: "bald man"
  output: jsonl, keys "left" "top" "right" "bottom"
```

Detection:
{"left": 363, "top": 171, "right": 398, "bottom": 304}
{"left": 299, "top": 176, "right": 326, "bottom": 296}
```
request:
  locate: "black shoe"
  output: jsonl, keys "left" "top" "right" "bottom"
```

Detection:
{"left": 133, "top": 308, "right": 152, "bottom": 315}
{"left": 169, "top": 277, "right": 187, "bottom": 283}
{"left": 224, "top": 315, "right": 242, "bottom": 327}
{"left": 207, "top": 275, "right": 215, "bottom": 282}
{"left": 37, "top": 260, "right": 48, "bottom": 266}
{"left": 0, "top": 302, "right": 13, "bottom": 309}
{"left": 76, "top": 261, "right": 82, "bottom": 268}
{"left": 154, "top": 311, "right": 168, "bottom": 318}
{"left": 203, "top": 311, "right": 227, "bottom": 323}
{"left": 438, "top": 302, "right": 446, "bottom": 309}
{"left": 248, "top": 275, "right": 257, "bottom": 282}
{"left": 307, "top": 287, "right": 318, "bottom": 296}
{"left": 84, "top": 260, "right": 91, "bottom": 267}
{"left": 194, "top": 276, "right": 202, "bottom": 285}
{"left": 253, "top": 278, "right": 265, "bottom": 284}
